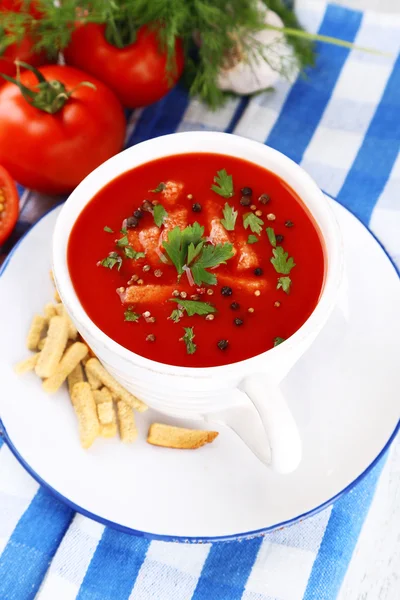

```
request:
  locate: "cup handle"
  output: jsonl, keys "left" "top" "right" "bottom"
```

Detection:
{"left": 238, "top": 374, "right": 302, "bottom": 473}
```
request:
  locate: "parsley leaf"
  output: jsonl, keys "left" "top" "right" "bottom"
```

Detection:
{"left": 187, "top": 241, "right": 204, "bottom": 265}
{"left": 243, "top": 212, "right": 264, "bottom": 235}
{"left": 162, "top": 223, "right": 205, "bottom": 276}
{"left": 271, "top": 246, "right": 296, "bottom": 274}
{"left": 277, "top": 276, "right": 292, "bottom": 294}
{"left": 266, "top": 227, "right": 276, "bottom": 247}
{"left": 153, "top": 204, "right": 168, "bottom": 227}
{"left": 124, "top": 246, "right": 146, "bottom": 260}
{"left": 116, "top": 235, "right": 129, "bottom": 247}
{"left": 274, "top": 337, "right": 285, "bottom": 347}
{"left": 170, "top": 299, "right": 216, "bottom": 316}
{"left": 247, "top": 234, "right": 259, "bottom": 244}
{"left": 100, "top": 252, "right": 122, "bottom": 271}
{"left": 211, "top": 169, "right": 234, "bottom": 198}
{"left": 220, "top": 202, "right": 238, "bottom": 231}
{"left": 104, "top": 226, "right": 113, "bottom": 233}
{"left": 120, "top": 228, "right": 127, "bottom": 234}
{"left": 191, "top": 242, "right": 234, "bottom": 286}
{"left": 150, "top": 182, "right": 166, "bottom": 193}
{"left": 124, "top": 309, "right": 140, "bottom": 322}
{"left": 169, "top": 308, "right": 183, "bottom": 323}
{"left": 181, "top": 327, "right": 197, "bottom": 354}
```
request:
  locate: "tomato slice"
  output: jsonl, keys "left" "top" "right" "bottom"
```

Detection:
{"left": 0, "top": 165, "right": 19, "bottom": 246}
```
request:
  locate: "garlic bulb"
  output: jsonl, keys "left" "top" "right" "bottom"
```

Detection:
{"left": 217, "top": 5, "right": 295, "bottom": 95}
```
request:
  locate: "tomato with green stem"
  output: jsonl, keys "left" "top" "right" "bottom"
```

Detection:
{"left": 0, "top": 63, "right": 126, "bottom": 194}
{"left": 64, "top": 23, "right": 184, "bottom": 108}
{"left": 0, "top": 164, "right": 19, "bottom": 246}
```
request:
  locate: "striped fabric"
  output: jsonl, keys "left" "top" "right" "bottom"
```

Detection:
{"left": 0, "top": 1, "right": 399, "bottom": 598}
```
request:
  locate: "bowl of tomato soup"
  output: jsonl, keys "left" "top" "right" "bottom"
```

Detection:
{"left": 53, "top": 132, "right": 343, "bottom": 473}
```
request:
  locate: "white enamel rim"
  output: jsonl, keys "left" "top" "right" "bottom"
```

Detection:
{"left": 52, "top": 131, "right": 344, "bottom": 378}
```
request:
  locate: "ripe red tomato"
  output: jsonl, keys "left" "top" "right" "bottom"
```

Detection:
{"left": 0, "top": 0, "right": 48, "bottom": 82}
{"left": 64, "top": 24, "right": 184, "bottom": 108}
{"left": 0, "top": 164, "right": 19, "bottom": 246}
{"left": 0, "top": 65, "right": 126, "bottom": 194}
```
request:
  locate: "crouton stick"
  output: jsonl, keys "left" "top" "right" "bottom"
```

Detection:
{"left": 85, "top": 358, "right": 148, "bottom": 412}
{"left": 35, "top": 315, "right": 69, "bottom": 378}
{"left": 43, "top": 342, "right": 88, "bottom": 393}
{"left": 147, "top": 423, "right": 219, "bottom": 449}
{"left": 67, "top": 362, "right": 84, "bottom": 398}
{"left": 71, "top": 382, "right": 100, "bottom": 448}
{"left": 97, "top": 400, "right": 115, "bottom": 425}
{"left": 85, "top": 365, "right": 102, "bottom": 390}
{"left": 92, "top": 387, "right": 113, "bottom": 405}
{"left": 117, "top": 401, "right": 137, "bottom": 443}
{"left": 54, "top": 304, "right": 78, "bottom": 340}
{"left": 14, "top": 353, "right": 40, "bottom": 374}
{"left": 26, "top": 315, "right": 46, "bottom": 351}
{"left": 37, "top": 337, "right": 46, "bottom": 351}
{"left": 44, "top": 303, "right": 57, "bottom": 320}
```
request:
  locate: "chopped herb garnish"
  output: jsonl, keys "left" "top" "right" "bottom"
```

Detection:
{"left": 182, "top": 326, "right": 197, "bottom": 354}
{"left": 187, "top": 241, "right": 204, "bottom": 265}
{"left": 150, "top": 182, "right": 166, "bottom": 193}
{"left": 100, "top": 252, "right": 122, "bottom": 271}
{"left": 153, "top": 204, "right": 168, "bottom": 227}
{"left": 243, "top": 212, "right": 264, "bottom": 235}
{"left": 169, "top": 308, "right": 183, "bottom": 323}
{"left": 116, "top": 235, "right": 129, "bottom": 247}
{"left": 191, "top": 242, "right": 234, "bottom": 286}
{"left": 104, "top": 226, "right": 113, "bottom": 233}
{"left": 274, "top": 337, "right": 285, "bottom": 347}
{"left": 170, "top": 298, "right": 216, "bottom": 317}
{"left": 124, "top": 246, "right": 146, "bottom": 260}
{"left": 162, "top": 223, "right": 205, "bottom": 277}
{"left": 266, "top": 227, "right": 276, "bottom": 247}
{"left": 247, "top": 234, "right": 259, "bottom": 244}
{"left": 120, "top": 228, "right": 127, "bottom": 234}
{"left": 277, "top": 276, "right": 292, "bottom": 294}
{"left": 124, "top": 309, "right": 140, "bottom": 322}
{"left": 271, "top": 246, "right": 296, "bottom": 275}
{"left": 211, "top": 169, "right": 234, "bottom": 198}
{"left": 220, "top": 202, "right": 238, "bottom": 231}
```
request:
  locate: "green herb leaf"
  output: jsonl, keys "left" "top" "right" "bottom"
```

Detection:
{"left": 243, "top": 212, "right": 264, "bottom": 235}
{"left": 277, "top": 276, "right": 292, "bottom": 294}
{"left": 191, "top": 242, "right": 234, "bottom": 286}
{"left": 181, "top": 327, "right": 197, "bottom": 354}
{"left": 162, "top": 223, "right": 205, "bottom": 276}
{"left": 169, "top": 308, "right": 183, "bottom": 323}
{"left": 153, "top": 204, "right": 168, "bottom": 227}
{"left": 211, "top": 169, "right": 234, "bottom": 198}
{"left": 116, "top": 235, "right": 129, "bottom": 247}
{"left": 104, "top": 226, "right": 114, "bottom": 233}
{"left": 274, "top": 337, "right": 286, "bottom": 347}
{"left": 124, "top": 246, "right": 146, "bottom": 260}
{"left": 271, "top": 246, "right": 296, "bottom": 275}
{"left": 150, "top": 182, "right": 166, "bottom": 193}
{"left": 247, "top": 234, "right": 259, "bottom": 244}
{"left": 220, "top": 202, "right": 238, "bottom": 231}
{"left": 266, "top": 227, "right": 276, "bottom": 247}
{"left": 124, "top": 309, "right": 140, "bottom": 322}
{"left": 100, "top": 252, "right": 122, "bottom": 271}
{"left": 187, "top": 241, "right": 204, "bottom": 265}
{"left": 170, "top": 298, "right": 216, "bottom": 317}
{"left": 120, "top": 228, "right": 127, "bottom": 234}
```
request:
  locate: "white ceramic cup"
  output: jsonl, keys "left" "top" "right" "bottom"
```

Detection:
{"left": 52, "top": 132, "right": 344, "bottom": 474}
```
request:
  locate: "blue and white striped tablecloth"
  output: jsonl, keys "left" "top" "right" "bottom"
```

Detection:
{"left": 0, "top": 1, "right": 399, "bottom": 598}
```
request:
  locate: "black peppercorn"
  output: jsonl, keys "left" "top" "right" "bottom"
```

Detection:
{"left": 258, "top": 193, "right": 270, "bottom": 204}
{"left": 192, "top": 203, "right": 202, "bottom": 213}
{"left": 241, "top": 186, "right": 252, "bottom": 196}
{"left": 230, "top": 302, "right": 240, "bottom": 310}
{"left": 217, "top": 339, "right": 229, "bottom": 351}
{"left": 254, "top": 267, "right": 263, "bottom": 276}
{"left": 276, "top": 234, "right": 284, "bottom": 243}
{"left": 126, "top": 216, "right": 139, "bottom": 228}
{"left": 133, "top": 209, "right": 143, "bottom": 219}
{"left": 234, "top": 318, "right": 243, "bottom": 327}
{"left": 285, "top": 220, "right": 294, "bottom": 228}
{"left": 240, "top": 196, "right": 252, "bottom": 206}
{"left": 221, "top": 286, "right": 233, "bottom": 296}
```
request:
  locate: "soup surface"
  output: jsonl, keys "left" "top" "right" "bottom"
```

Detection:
{"left": 68, "top": 153, "right": 325, "bottom": 367}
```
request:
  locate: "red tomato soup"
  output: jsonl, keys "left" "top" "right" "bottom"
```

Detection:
{"left": 68, "top": 153, "right": 325, "bottom": 367}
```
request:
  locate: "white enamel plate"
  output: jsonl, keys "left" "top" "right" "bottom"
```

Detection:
{"left": 0, "top": 199, "right": 399, "bottom": 542}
